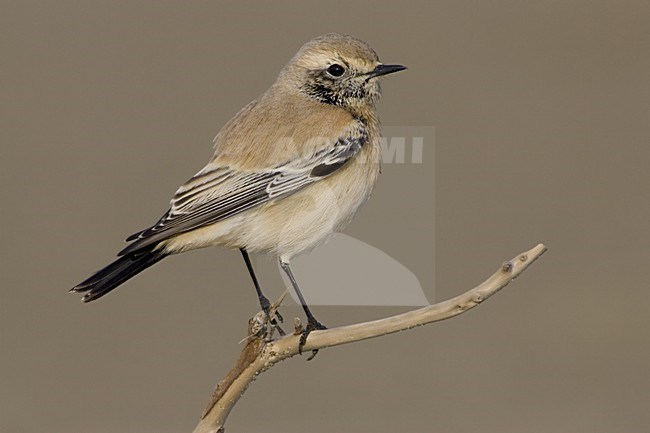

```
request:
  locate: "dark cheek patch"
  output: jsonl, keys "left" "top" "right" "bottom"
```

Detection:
{"left": 301, "top": 71, "right": 369, "bottom": 106}
{"left": 303, "top": 82, "right": 341, "bottom": 105}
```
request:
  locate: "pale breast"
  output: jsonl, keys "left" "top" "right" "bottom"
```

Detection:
{"left": 229, "top": 137, "right": 381, "bottom": 260}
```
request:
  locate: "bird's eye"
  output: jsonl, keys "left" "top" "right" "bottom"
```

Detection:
{"left": 326, "top": 64, "right": 345, "bottom": 77}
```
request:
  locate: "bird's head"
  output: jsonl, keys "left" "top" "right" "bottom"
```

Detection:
{"left": 278, "top": 33, "right": 406, "bottom": 115}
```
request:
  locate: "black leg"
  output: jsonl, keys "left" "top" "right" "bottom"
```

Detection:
{"left": 280, "top": 259, "right": 327, "bottom": 360}
{"left": 240, "top": 249, "right": 284, "bottom": 334}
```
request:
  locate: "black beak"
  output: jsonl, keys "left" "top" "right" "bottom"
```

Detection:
{"left": 367, "top": 64, "right": 408, "bottom": 79}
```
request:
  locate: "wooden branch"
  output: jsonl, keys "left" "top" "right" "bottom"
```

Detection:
{"left": 192, "top": 243, "right": 547, "bottom": 433}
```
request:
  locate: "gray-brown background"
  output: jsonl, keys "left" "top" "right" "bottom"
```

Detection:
{"left": 1, "top": 1, "right": 649, "bottom": 432}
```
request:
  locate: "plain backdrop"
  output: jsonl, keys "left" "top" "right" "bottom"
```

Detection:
{"left": 1, "top": 1, "right": 649, "bottom": 432}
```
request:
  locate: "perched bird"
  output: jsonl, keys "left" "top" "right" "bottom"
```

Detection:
{"left": 71, "top": 33, "right": 406, "bottom": 353}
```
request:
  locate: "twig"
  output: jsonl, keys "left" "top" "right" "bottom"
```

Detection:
{"left": 192, "top": 243, "right": 547, "bottom": 433}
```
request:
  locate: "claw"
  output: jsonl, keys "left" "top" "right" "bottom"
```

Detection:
{"left": 266, "top": 290, "right": 288, "bottom": 336}
{"left": 298, "top": 319, "right": 327, "bottom": 360}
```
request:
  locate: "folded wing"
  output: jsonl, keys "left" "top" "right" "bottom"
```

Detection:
{"left": 119, "top": 125, "right": 368, "bottom": 256}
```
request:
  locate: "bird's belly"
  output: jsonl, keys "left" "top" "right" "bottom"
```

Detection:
{"left": 227, "top": 143, "right": 380, "bottom": 259}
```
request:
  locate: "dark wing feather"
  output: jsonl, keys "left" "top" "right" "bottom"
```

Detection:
{"left": 119, "top": 126, "right": 367, "bottom": 256}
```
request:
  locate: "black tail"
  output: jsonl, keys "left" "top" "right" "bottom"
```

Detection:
{"left": 71, "top": 246, "right": 167, "bottom": 302}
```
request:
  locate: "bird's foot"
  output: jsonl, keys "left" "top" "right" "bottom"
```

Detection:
{"left": 298, "top": 319, "right": 327, "bottom": 361}
{"left": 269, "top": 314, "right": 285, "bottom": 336}
{"left": 260, "top": 294, "right": 285, "bottom": 337}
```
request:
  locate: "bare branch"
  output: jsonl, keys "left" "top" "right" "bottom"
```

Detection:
{"left": 192, "top": 243, "right": 547, "bottom": 433}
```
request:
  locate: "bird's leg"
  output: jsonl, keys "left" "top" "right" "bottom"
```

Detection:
{"left": 240, "top": 249, "right": 284, "bottom": 335}
{"left": 279, "top": 259, "right": 327, "bottom": 360}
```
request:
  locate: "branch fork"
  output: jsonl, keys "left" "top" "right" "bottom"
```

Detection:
{"left": 193, "top": 243, "right": 547, "bottom": 433}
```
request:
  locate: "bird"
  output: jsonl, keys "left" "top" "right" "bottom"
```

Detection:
{"left": 71, "top": 33, "right": 406, "bottom": 354}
